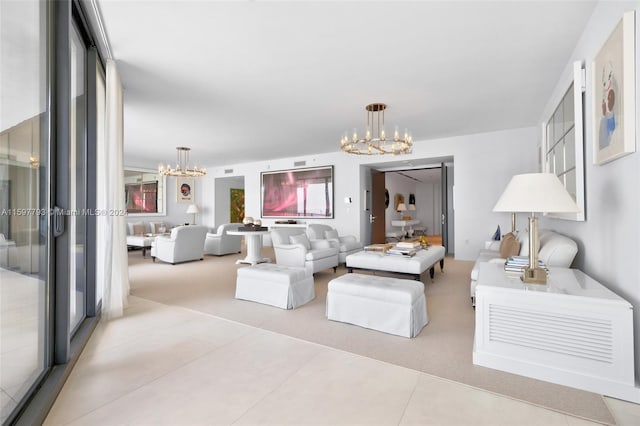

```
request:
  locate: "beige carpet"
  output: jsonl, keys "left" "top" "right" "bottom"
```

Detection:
{"left": 127, "top": 248, "right": 615, "bottom": 425}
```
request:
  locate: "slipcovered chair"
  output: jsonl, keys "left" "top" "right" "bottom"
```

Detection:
{"left": 151, "top": 225, "right": 208, "bottom": 264}
{"left": 270, "top": 228, "right": 338, "bottom": 274}
{"left": 307, "top": 223, "right": 363, "bottom": 264}
{"left": 204, "top": 223, "right": 242, "bottom": 256}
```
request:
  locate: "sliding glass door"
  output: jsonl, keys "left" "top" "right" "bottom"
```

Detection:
{"left": 1, "top": 1, "right": 101, "bottom": 422}
{"left": 69, "top": 20, "right": 87, "bottom": 333}
{"left": 0, "top": 0, "right": 49, "bottom": 422}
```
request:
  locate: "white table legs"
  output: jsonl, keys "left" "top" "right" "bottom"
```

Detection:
{"left": 237, "top": 233, "right": 270, "bottom": 265}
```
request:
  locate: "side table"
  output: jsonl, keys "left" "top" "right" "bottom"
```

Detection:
{"left": 227, "top": 230, "right": 271, "bottom": 265}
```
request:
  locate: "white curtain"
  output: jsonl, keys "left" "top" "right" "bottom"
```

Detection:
{"left": 97, "top": 59, "right": 129, "bottom": 320}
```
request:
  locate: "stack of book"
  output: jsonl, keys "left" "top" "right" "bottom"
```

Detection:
{"left": 504, "top": 256, "right": 548, "bottom": 273}
{"left": 364, "top": 243, "right": 395, "bottom": 253}
{"left": 387, "top": 241, "right": 421, "bottom": 257}
{"left": 396, "top": 241, "right": 421, "bottom": 249}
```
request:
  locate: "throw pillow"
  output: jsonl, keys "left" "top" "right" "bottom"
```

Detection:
{"left": 149, "top": 222, "right": 164, "bottom": 234}
{"left": 132, "top": 222, "right": 145, "bottom": 236}
{"left": 324, "top": 230, "right": 339, "bottom": 240}
{"left": 499, "top": 232, "right": 520, "bottom": 258}
{"left": 290, "top": 234, "right": 311, "bottom": 250}
{"left": 492, "top": 225, "right": 501, "bottom": 241}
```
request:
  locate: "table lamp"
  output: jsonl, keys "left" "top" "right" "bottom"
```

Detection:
{"left": 397, "top": 202, "right": 407, "bottom": 219}
{"left": 186, "top": 204, "right": 200, "bottom": 225}
{"left": 493, "top": 173, "right": 579, "bottom": 284}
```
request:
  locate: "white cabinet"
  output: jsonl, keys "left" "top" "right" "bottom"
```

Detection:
{"left": 473, "top": 262, "right": 638, "bottom": 402}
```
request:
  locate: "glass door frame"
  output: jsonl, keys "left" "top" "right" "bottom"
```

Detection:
{"left": 9, "top": 1, "right": 101, "bottom": 424}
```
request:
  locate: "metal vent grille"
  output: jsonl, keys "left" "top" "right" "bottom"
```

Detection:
{"left": 488, "top": 304, "right": 613, "bottom": 363}
{"left": 293, "top": 161, "right": 306, "bottom": 167}
{"left": 224, "top": 169, "right": 233, "bottom": 174}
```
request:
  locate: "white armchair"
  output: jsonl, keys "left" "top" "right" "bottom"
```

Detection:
{"left": 151, "top": 225, "right": 208, "bottom": 264}
{"left": 204, "top": 223, "right": 242, "bottom": 256}
{"left": 270, "top": 228, "right": 338, "bottom": 274}
{"left": 307, "top": 224, "right": 363, "bottom": 264}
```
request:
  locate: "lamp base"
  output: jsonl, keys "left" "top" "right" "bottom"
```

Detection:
{"left": 521, "top": 267, "right": 547, "bottom": 285}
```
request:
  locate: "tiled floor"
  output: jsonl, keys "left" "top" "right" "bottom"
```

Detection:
{"left": 43, "top": 296, "right": 640, "bottom": 425}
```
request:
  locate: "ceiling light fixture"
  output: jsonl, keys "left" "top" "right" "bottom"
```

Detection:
{"left": 340, "top": 103, "right": 413, "bottom": 155}
{"left": 158, "top": 146, "right": 206, "bottom": 177}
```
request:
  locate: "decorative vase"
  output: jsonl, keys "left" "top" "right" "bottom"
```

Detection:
{"left": 243, "top": 217, "right": 254, "bottom": 225}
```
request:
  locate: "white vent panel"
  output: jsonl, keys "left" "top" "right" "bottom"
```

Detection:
{"left": 488, "top": 304, "right": 613, "bottom": 363}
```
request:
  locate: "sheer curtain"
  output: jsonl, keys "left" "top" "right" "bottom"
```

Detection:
{"left": 97, "top": 59, "right": 129, "bottom": 319}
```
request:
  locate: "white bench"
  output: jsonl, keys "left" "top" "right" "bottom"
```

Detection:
{"left": 346, "top": 245, "right": 445, "bottom": 281}
{"left": 326, "top": 273, "right": 428, "bottom": 338}
{"left": 235, "top": 263, "right": 315, "bottom": 309}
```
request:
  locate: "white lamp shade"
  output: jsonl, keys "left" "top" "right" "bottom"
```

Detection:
{"left": 397, "top": 203, "right": 407, "bottom": 212}
{"left": 493, "top": 173, "right": 579, "bottom": 213}
{"left": 186, "top": 204, "right": 200, "bottom": 214}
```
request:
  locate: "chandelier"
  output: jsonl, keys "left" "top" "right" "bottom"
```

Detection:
{"left": 158, "top": 147, "right": 206, "bottom": 177}
{"left": 340, "top": 103, "right": 413, "bottom": 155}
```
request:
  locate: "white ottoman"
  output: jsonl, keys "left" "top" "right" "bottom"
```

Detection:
{"left": 346, "top": 245, "right": 445, "bottom": 281}
{"left": 326, "top": 274, "right": 428, "bottom": 338}
{"left": 235, "top": 263, "right": 315, "bottom": 309}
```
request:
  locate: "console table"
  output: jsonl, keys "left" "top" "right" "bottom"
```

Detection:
{"left": 390, "top": 219, "right": 420, "bottom": 237}
{"left": 473, "top": 262, "right": 638, "bottom": 402}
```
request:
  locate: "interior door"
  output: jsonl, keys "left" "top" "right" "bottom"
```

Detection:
{"left": 371, "top": 170, "right": 386, "bottom": 244}
{"left": 440, "top": 163, "right": 448, "bottom": 253}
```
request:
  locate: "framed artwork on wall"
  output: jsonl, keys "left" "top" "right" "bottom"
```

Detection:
{"left": 177, "top": 177, "right": 194, "bottom": 203}
{"left": 542, "top": 61, "right": 586, "bottom": 221}
{"left": 592, "top": 10, "right": 636, "bottom": 165}
{"left": 261, "top": 165, "right": 333, "bottom": 218}
{"left": 230, "top": 188, "right": 245, "bottom": 223}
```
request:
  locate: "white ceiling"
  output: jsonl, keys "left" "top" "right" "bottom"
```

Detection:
{"left": 97, "top": 0, "right": 597, "bottom": 168}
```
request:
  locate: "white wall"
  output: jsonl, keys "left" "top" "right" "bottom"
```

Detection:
{"left": 124, "top": 173, "right": 206, "bottom": 229}
{"left": 538, "top": 1, "right": 640, "bottom": 385}
{"left": 415, "top": 180, "right": 441, "bottom": 235}
{"left": 384, "top": 173, "right": 416, "bottom": 233}
{"left": 203, "top": 126, "right": 538, "bottom": 261}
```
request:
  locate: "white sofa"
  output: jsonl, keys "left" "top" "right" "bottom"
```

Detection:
{"left": 126, "top": 220, "right": 167, "bottom": 237}
{"left": 204, "top": 223, "right": 242, "bottom": 256}
{"left": 470, "top": 229, "right": 578, "bottom": 305}
{"left": 151, "top": 225, "right": 208, "bottom": 264}
{"left": 270, "top": 228, "right": 339, "bottom": 274}
{"left": 307, "top": 224, "right": 363, "bottom": 264}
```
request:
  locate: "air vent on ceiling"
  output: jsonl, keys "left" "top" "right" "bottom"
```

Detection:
{"left": 294, "top": 161, "right": 306, "bottom": 167}
{"left": 224, "top": 169, "right": 233, "bottom": 174}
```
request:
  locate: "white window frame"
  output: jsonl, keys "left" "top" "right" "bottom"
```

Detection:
{"left": 541, "top": 61, "right": 586, "bottom": 221}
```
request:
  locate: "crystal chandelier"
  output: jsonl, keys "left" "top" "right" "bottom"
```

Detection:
{"left": 340, "top": 103, "right": 413, "bottom": 155}
{"left": 158, "top": 147, "right": 206, "bottom": 177}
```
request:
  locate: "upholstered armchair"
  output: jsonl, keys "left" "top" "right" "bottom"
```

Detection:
{"left": 307, "top": 224, "right": 363, "bottom": 264}
{"left": 270, "top": 228, "right": 338, "bottom": 274}
{"left": 151, "top": 225, "right": 208, "bottom": 264}
{"left": 204, "top": 223, "right": 242, "bottom": 256}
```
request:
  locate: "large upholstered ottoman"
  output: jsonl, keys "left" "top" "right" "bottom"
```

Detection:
{"left": 346, "top": 245, "right": 445, "bottom": 281}
{"left": 235, "top": 263, "right": 315, "bottom": 309}
{"left": 326, "top": 274, "right": 428, "bottom": 338}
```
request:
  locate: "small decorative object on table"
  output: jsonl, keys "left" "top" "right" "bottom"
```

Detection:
{"left": 418, "top": 235, "right": 430, "bottom": 248}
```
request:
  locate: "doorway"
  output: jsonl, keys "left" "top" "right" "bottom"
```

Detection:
{"left": 214, "top": 176, "right": 245, "bottom": 226}
{"left": 367, "top": 160, "right": 454, "bottom": 255}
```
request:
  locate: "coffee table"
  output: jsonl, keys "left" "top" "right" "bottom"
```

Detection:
{"left": 126, "top": 235, "right": 155, "bottom": 257}
{"left": 346, "top": 245, "right": 445, "bottom": 281}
